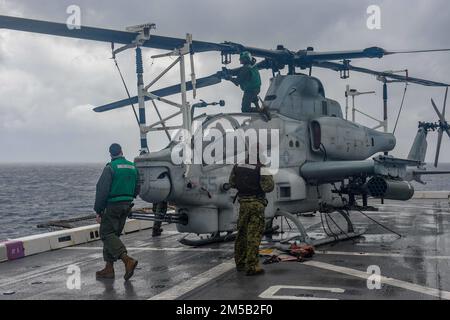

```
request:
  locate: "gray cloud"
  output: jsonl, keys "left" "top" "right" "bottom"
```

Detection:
{"left": 0, "top": 0, "right": 449, "bottom": 163}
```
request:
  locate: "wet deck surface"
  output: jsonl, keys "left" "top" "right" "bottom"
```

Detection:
{"left": 1, "top": 199, "right": 450, "bottom": 300}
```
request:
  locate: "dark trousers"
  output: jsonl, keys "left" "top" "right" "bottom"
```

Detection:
{"left": 100, "top": 202, "right": 131, "bottom": 262}
{"left": 152, "top": 202, "right": 167, "bottom": 231}
{"left": 241, "top": 89, "right": 260, "bottom": 113}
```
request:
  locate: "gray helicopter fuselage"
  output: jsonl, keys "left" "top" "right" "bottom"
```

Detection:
{"left": 135, "top": 74, "right": 397, "bottom": 234}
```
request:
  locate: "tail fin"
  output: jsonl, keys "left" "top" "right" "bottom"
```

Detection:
{"left": 407, "top": 127, "right": 428, "bottom": 163}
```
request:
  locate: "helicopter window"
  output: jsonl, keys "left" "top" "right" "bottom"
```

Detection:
{"left": 311, "top": 121, "right": 321, "bottom": 150}
{"left": 265, "top": 95, "right": 277, "bottom": 101}
{"left": 289, "top": 140, "right": 294, "bottom": 148}
{"left": 322, "top": 101, "right": 328, "bottom": 115}
{"left": 316, "top": 80, "right": 325, "bottom": 97}
{"left": 194, "top": 115, "right": 253, "bottom": 166}
{"left": 295, "top": 141, "right": 300, "bottom": 148}
{"left": 279, "top": 186, "right": 291, "bottom": 198}
{"left": 371, "top": 138, "right": 375, "bottom": 147}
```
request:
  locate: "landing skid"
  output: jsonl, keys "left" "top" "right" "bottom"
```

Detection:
{"left": 179, "top": 226, "right": 280, "bottom": 247}
{"left": 179, "top": 231, "right": 237, "bottom": 246}
{"left": 266, "top": 209, "right": 366, "bottom": 247}
{"left": 348, "top": 205, "right": 378, "bottom": 212}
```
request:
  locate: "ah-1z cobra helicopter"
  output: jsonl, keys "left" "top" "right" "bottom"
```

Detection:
{"left": 1, "top": 15, "right": 450, "bottom": 246}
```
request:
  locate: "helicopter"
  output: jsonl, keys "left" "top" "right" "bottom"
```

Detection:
{"left": 1, "top": 15, "right": 450, "bottom": 246}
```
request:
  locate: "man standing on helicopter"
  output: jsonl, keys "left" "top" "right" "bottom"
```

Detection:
{"left": 228, "top": 51, "right": 262, "bottom": 113}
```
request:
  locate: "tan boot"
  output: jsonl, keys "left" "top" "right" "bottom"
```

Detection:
{"left": 121, "top": 254, "right": 138, "bottom": 281}
{"left": 96, "top": 262, "right": 115, "bottom": 279}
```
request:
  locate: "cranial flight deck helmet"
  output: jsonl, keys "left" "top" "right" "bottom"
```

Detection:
{"left": 239, "top": 51, "right": 253, "bottom": 64}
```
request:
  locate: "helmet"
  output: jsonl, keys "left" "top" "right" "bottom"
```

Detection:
{"left": 239, "top": 51, "right": 252, "bottom": 64}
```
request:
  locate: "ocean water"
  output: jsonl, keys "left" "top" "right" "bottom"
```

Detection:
{"left": 0, "top": 163, "right": 449, "bottom": 240}
{"left": 0, "top": 164, "right": 147, "bottom": 240}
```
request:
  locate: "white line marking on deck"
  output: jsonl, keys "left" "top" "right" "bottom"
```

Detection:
{"left": 303, "top": 260, "right": 450, "bottom": 300}
{"left": 65, "top": 247, "right": 450, "bottom": 260}
{"left": 0, "top": 255, "right": 102, "bottom": 288}
{"left": 64, "top": 246, "right": 233, "bottom": 253}
{"left": 259, "top": 285, "right": 344, "bottom": 300}
{"left": 374, "top": 203, "right": 450, "bottom": 210}
{"left": 316, "top": 250, "right": 450, "bottom": 260}
{"left": 149, "top": 259, "right": 235, "bottom": 300}
{"left": 361, "top": 210, "right": 450, "bottom": 216}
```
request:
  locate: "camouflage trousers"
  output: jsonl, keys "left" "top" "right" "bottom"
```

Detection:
{"left": 152, "top": 202, "right": 167, "bottom": 231}
{"left": 99, "top": 202, "right": 132, "bottom": 263}
{"left": 235, "top": 200, "right": 265, "bottom": 272}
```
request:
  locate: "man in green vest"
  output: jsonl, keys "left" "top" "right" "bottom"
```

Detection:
{"left": 229, "top": 51, "right": 262, "bottom": 113}
{"left": 94, "top": 143, "right": 140, "bottom": 281}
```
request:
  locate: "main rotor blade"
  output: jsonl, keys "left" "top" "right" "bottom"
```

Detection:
{"left": 313, "top": 61, "right": 450, "bottom": 87}
{"left": 384, "top": 49, "right": 450, "bottom": 55}
{"left": 94, "top": 73, "right": 223, "bottom": 112}
{"left": 298, "top": 47, "right": 450, "bottom": 67}
{"left": 0, "top": 15, "right": 229, "bottom": 53}
{"left": 301, "top": 47, "right": 386, "bottom": 62}
{"left": 434, "top": 129, "right": 443, "bottom": 167}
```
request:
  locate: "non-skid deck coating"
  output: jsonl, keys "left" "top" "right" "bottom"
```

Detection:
{"left": 1, "top": 199, "right": 449, "bottom": 300}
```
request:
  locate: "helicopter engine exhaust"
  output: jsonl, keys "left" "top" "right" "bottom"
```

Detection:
{"left": 364, "top": 176, "right": 414, "bottom": 201}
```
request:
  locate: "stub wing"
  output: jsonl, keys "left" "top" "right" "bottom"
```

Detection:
{"left": 300, "top": 155, "right": 420, "bottom": 183}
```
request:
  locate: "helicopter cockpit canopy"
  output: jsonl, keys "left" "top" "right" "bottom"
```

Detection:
{"left": 264, "top": 74, "right": 343, "bottom": 121}
{"left": 170, "top": 113, "right": 273, "bottom": 167}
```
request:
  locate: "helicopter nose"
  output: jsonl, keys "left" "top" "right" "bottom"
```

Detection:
{"left": 138, "top": 167, "right": 171, "bottom": 203}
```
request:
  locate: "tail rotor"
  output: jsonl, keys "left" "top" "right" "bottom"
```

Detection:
{"left": 431, "top": 87, "right": 449, "bottom": 167}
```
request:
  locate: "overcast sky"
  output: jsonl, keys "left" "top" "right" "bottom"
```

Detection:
{"left": 1, "top": 0, "right": 449, "bottom": 163}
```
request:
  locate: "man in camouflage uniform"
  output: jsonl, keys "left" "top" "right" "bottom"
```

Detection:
{"left": 229, "top": 159, "right": 274, "bottom": 276}
{"left": 94, "top": 143, "right": 140, "bottom": 281}
{"left": 152, "top": 201, "right": 167, "bottom": 237}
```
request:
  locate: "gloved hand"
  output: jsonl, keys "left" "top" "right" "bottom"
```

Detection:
{"left": 230, "top": 78, "right": 239, "bottom": 86}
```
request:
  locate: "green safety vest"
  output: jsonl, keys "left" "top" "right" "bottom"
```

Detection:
{"left": 107, "top": 157, "right": 138, "bottom": 203}
{"left": 240, "top": 65, "right": 262, "bottom": 92}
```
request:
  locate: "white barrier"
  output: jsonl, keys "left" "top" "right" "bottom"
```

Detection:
{"left": 0, "top": 244, "right": 7, "bottom": 263}
{"left": 0, "top": 219, "right": 153, "bottom": 263}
